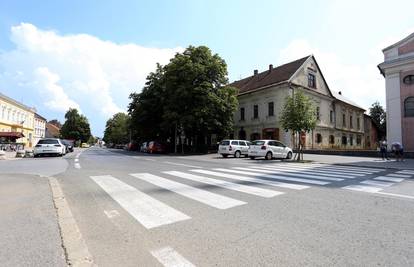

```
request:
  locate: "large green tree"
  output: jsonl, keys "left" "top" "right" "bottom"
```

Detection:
{"left": 369, "top": 101, "right": 386, "bottom": 140}
{"left": 280, "top": 91, "right": 317, "bottom": 161}
{"left": 60, "top": 108, "right": 91, "bottom": 143}
{"left": 128, "top": 46, "right": 238, "bottom": 152}
{"left": 103, "top": 112, "right": 131, "bottom": 145}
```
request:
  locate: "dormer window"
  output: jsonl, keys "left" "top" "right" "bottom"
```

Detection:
{"left": 403, "top": 75, "right": 414, "bottom": 85}
{"left": 308, "top": 73, "right": 316, "bottom": 88}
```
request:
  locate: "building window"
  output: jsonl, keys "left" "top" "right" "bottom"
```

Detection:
{"left": 308, "top": 73, "right": 316, "bottom": 88}
{"left": 330, "top": 110, "right": 334, "bottom": 123}
{"left": 357, "top": 117, "right": 360, "bottom": 130}
{"left": 329, "top": 135, "right": 335, "bottom": 144}
{"left": 316, "top": 107, "right": 320, "bottom": 121}
{"left": 316, "top": 133, "right": 322, "bottom": 143}
{"left": 403, "top": 75, "right": 414, "bottom": 85}
{"left": 268, "top": 102, "right": 274, "bottom": 116}
{"left": 253, "top": 105, "right": 258, "bottom": 119}
{"left": 350, "top": 115, "right": 353, "bottom": 128}
{"left": 405, "top": 97, "right": 414, "bottom": 117}
{"left": 356, "top": 135, "right": 361, "bottom": 145}
{"left": 342, "top": 114, "right": 346, "bottom": 127}
{"left": 240, "top": 107, "right": 245, "bottom": 121}
{"left": 341, "top": 136, "right": 347, "bottom": 145}
{"left": 350, "top": 135, "right": 354, "bottom": 146}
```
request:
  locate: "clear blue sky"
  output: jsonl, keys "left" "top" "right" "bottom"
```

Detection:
{"left": 0, "top": 0, "right": 413, "bottom": 136}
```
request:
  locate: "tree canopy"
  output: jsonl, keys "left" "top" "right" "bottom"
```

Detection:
{"left": 103, "top": 112, "right": 130, "bottom": 145}
{"left": 128, "top": 46, "right": 238, "bottom": 152}
{"left": 60, "top": 108, "right": 91, "bottom": 143}
{"left": 280, "top": 90, "right": 317, "bottom": 160}
{"left": 369, "top": 101, "right": 386, "bottom": 140}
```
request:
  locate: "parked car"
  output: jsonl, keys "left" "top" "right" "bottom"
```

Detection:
{"left": 147, "top": 141, "right": 167, "bottom": 153}
{"left": 248, "top": 140, "right": 293, "bottom": 160}
{"left": 218, "top": 140, "right": 250, "bottom": 158}
{"left": 61, "top": 139, "right": 74, "bottom": 153}
{"left": 140, "top": 142, "right": 148, "bottom": 153}
{"left": 34, "top": 138, "right": 66, "bottom": 157}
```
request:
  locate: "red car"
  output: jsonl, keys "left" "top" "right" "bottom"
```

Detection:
{"left": 147, "top": 141, "right": 167, "bottom": 153}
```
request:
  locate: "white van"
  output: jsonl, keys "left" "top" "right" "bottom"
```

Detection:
{"left": 218, "top": 140, "right": 250, "bottom": 158}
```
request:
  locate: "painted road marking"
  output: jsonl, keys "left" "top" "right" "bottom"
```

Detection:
{"left": 151, "top": 246, "right": 195, "bottom": 267}
{"left": 286, "top": 163, "right": 383, "bottom": 172}
{"left": 190, "top": 170, "right": 309, "bottom": 190}
{"left": 74, "top": 158, "right": 79, "bottom": 162}
{"left": 163, "top": 161, "right": 203, "bottom": 169}
{"left": 130, "top": 173, "right": 246, "bottom": 209}
{"left": 376, "top": 191, "right": 414, "bottom": 200}
{"left": 164, "top": 171, "right": 283, "bottom": 198}
{"left": 90, "top": 175, "right": 190, "bottom": 229}
{"left": 342, "top": 185, "right": 383, "bottom": 193}
{"left": 104, "top": 209, "right": 120, "bottom": 219}
{"left": 249, "top": 165, "right": 356, "bottom": 179}
{"left": 397, "top": 170, "right": 414, "bottom": 175}
{"left": 374, "top": 176, "right": 404, "bottom": 183}
{"left": 386, "top": 173, "right": 411, "bottom": 178}
{"left": 74, "top": 163, "right": 81, "bottom": 169}
{"left": 360, "top": 180, "right": 394, "bottom": 187}
{"left": 276, "top": 164, "right": 375, "bottom": 174}
{"left": 231, "top": 167, "right": 334, "bottom": 185}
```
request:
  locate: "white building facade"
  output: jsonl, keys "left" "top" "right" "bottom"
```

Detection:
{"left": 231, "top": 56, "right": 365, "bottom": 150}
{"left": 33, "top": 113, "right": 47, "bottom": 145}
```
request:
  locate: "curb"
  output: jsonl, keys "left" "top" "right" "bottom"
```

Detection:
{"left": 47, "top": 176, "right": 95, "bottom": 266}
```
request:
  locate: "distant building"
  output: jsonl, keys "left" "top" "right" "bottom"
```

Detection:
{"left": 33, "top": 113, "right": 47, "bottom": 145}
{"left": 364, "top": 114, "right": 378, "bottom": 150}
{"left": 45, "top": 122, "right": 61, "bottom": 138}
{"left": 378, "top": 32, "right": 414, "bottom": 153}
{"left": 230, "top": 55, "right": 365, "bottom": 150}
{"left": 0, "top": 92, "right": 36, "bottom": 147}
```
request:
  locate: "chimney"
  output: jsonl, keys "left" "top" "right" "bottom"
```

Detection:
{"left": 269, "top": 64, "right": 273, "bottom": 71}
{"left": 338, "top": 91, "right": 342, "bottom": 95}
{"left": 254, "top": 69, "right": 258, "bottom": 76}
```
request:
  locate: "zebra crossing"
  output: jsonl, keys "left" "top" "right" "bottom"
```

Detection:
{"left": 90, "top": 164, "right": 411, "bottom": 230}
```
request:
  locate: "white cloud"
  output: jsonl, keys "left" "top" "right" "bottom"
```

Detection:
{"left": 34, "top": 67, "right": 80, "bottom": 112}
{"left": 0, "top": 22, "right": 183, "bottom": 120}
{"left": 279, "top": 39, "right": 385, "bottom": 111}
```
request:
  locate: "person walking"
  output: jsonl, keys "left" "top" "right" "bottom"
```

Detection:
{"left": 380, "top": 139, "right": 389, "bottom": 160}
{"left": 392, "top": 142, "right": 404, "bottom": 162}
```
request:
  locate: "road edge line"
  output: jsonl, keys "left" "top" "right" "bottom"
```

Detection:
{"left": 47, "top": 176, "right": 95, "bottom": 266}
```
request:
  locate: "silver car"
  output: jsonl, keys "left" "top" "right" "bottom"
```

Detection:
{"left": 34, "top": 138, "right": 66, "bottom": 157}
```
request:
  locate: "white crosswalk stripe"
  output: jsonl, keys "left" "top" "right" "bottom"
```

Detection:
{"left": 257, "top": 164, "right": 369, "bottom": 176}
{"left": 189, "top": 169, "right": 309, "bottom": 190}
{"left": 233, "top": 167, "right": 343, "bottom": 182}
{"left": 164, "top": 171, "right": 283, "bottom": 198}
{"left": 151, "top": 246, "right": 195, "bottom": 267}
{"left": 373, "top": 176, "right": 404, "bottom": 183}
{"left": 195, "top": 168, "right": 329, "bottom": 186}
{"left": 360, "top": 180, "right": 394, "bottom": 187}
{"left": 342, "top": 185, "right": 383, "bottom": 193}
{"left": 90, "top": 175, "right": 190, "bottom": 229}
{"left": 285, "top": 163, "right": 383, "bottom": 173}
{"left": 397, "top": 170, "right": 414, "bottom": 175}
{"left": 274, "top": 164, "right": 376, "bottom": 175}
{"left": 246, "top": 165, "right": 357, "bottom": 178}
{"left": 386, "top": 173, "right": 411, "bottom": 178}
{"left": 130, "top": 173, "right": 246, "bottom": 209}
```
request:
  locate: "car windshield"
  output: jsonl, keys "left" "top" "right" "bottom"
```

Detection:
{"left": 38, "top": 139, "right": 59, "bottom": 144}
{"left": 251, "top": 141, "right": 265, "bottom": 146}
{"left": 220, "top": 140, "right": 230, "bottom": 145}
{"left": 61, "top": 140, "right": 72, "bottom": 145}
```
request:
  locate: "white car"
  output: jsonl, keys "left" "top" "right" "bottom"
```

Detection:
{"left": 34, "top": 138, "right": 66, "bottom": 157}
{"left": 218, "top": 140, "right": 251, "bottom": 158}
{"left": 248, "top": 140, "right": 293, "bottom": 160}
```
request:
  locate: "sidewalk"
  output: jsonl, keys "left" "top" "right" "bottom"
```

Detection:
{"left": 302, "top": 153, "right": 414, "bottom": 170}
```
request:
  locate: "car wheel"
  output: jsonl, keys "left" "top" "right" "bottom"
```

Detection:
{"left": 286, "top": 151, "right": 293, "bottom": 159}
{"left": 234, "top": 151, "right": 241, "bottom": 158}
{"left": 249, "top": 156, "right": 255, "bottom": 160}
{"left": 222, "top": 154, "right": 228, "bottom": 158}
{"left": 265, "top": 151, "right": 273, "bottom": 160}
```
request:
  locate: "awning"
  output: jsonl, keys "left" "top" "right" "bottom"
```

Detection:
{"left": 0, "top": 132, "right": 25, "bottom": 138}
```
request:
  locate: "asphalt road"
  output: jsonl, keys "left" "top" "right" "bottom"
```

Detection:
{"left": 2, "top": 147, "right": 414, "bottom": 266}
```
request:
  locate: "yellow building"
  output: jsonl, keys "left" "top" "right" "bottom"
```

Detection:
{"left": 0, "top": 92, "right": 36, "bottom": 148}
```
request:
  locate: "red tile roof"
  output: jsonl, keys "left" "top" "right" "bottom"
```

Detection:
{"left": 230, "top": 56, "right": 309, "bottom": 95}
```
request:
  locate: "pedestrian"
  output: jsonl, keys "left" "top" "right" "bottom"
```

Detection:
{"left": 380, "top": 139, "right": 389, "bottom": 160}
{"left": 392, "top": 142, "right": 404, "bottom": 162}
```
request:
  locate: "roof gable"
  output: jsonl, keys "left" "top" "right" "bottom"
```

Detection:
{"left": 230, "top": 56, "right": 309, "bottom": 95}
